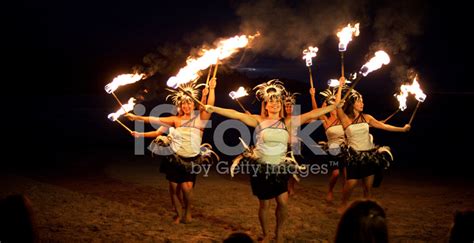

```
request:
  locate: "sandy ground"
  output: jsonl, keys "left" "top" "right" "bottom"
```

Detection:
{"left": 2, "top": 155, "right": 474, "bottom": 242}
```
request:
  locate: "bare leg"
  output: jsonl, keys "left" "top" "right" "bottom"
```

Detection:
{"left": 338, "top": 179, "right": 358, "bottom": 213}
{"left": 275, "top": 192, "right": 288, "bottom": 243}
{"left": 181, "top": 181, "right": 194, "bottom": 223}
{"left": 169, "top": 182, "right": 182, "bottom": 224}
{"left": 177, "top": 185, "right": 184, "bottom": 208}
{"left": 287, "top": 177, "right": 296, "bottom": 196}
{"left": 258, "top": 199, "right": 271, "bottom": 242}
{"left": 362, "top": 175, "right": 374, "bottom": 199}
{"left": 327, "top": 169, "right": 340, "bottom": 202}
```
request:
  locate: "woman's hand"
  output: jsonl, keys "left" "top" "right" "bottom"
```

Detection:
{"left": 403, "top": 124, "right": 411, "bottom": 132}
{"left": 202, "top": 87, "right": 209, "bottom": 96}
{"left": 309, "top": 87, "right": 316, "bottom": 96}
{"left": 124, "top": 113, "right": 137, "bottom": 121}
{"left": 209, "top": 77, "right": 217, "bottom": 89}
{"left": 130, "top": 131, "right": 141, "bottom": 138}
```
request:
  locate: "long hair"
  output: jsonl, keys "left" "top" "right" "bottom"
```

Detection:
{"left": 335, "top": 200, "right": 388, "bottom": 243}
{"left": 343, "top": 91, "right": 363, "bottom": 119}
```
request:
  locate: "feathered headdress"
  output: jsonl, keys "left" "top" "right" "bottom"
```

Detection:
{"left": 253, "top": 79, "right": 286, "bottom": 102}
{"left": 319, "top": 84, "right": 357, "bottom": 104}
{"left": 166, "top": 80, "right": 205, "bottom": 106}
{"left": 284, "top": 91, "right": 300, "bottom": 105}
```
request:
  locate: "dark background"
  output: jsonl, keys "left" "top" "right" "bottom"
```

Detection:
{"left": 4, "top": 0, "right": 472, "bottom": 177}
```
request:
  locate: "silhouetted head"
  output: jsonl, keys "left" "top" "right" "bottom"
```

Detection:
{"left": 448, "top": 208, "right": 474, "bottom": 243}
{"left": 0, "top": 194, "right": 38, "bottom": 243}
{"left": 335, "top": 200, "right": 388, "bottom": 243}
{"left": 223, "top": 232, "right": 254, "bottom": 243}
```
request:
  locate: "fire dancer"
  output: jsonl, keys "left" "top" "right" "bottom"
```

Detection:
{"left": 335, "top": 77, "right": 410, "bottom": 213}
{"left": 205, "top": 79, "right": 337, "bottom": 243}
{"left": 318, "top": 86, "right": 347, "bottom": 202}
{"left": 125, "top": 78, "right": 217, "bottom": 224}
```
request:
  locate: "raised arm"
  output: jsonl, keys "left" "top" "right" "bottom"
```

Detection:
{"left": 125, "top": 113, "right": 176, "bottom": 127}
{"left": 310, "top": 87, "right": 318, "bottom": 110}
{"left": 365, "top": 114, "right": 411, "bottom": 132}
{"left": 205, "top": 105, "right": 259, "bottom": 127}
{"left": 200, "top": 77, "right": 216, "bottom": 121}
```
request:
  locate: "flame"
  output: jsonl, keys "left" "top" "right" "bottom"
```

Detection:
{"left": 328, "top": 78, "right": 351, "bottom": 87}
{"left": 167, "top": 33, "right": 259, "bottom": 88}
{"left": 359, "top": 51, "right": 390, "bottom": 76}
{"left": 410, "top": 78, "right": 427, "bottom": 102}
{"left": 395, "top": 77, "right": 426, "bottom": 111}
{"left": 107, "top": 98, "right": 136, "bottom": 121}
{"left": 229, "top": 87, "right": 249, "bottom": 99}
{"left": 104, "top": 73, "right": 145, "bottom": 94}
{"left": 337, "top": 23, "right": 360, "bottom": 52}
{"left": 302, "top": 46, "right": 319, "bottom": 67}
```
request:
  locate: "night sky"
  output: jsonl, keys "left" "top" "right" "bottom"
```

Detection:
{"left": 6, "top": 0, "right": 473, "bottom": 175}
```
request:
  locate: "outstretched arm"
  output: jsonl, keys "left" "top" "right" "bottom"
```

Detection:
{"left": 205, "top": 105, "right": 259, "bottom": 127}
{"left": 366, "top": 114, "right": 410, "bottom": 132}
{"left": 130, "top": 126, "right": 169, "bottom": 138}
{"left": 125, "top": 113, "right": 176, "bottom": 127}
{"left": 293, "top": 104, "right": 336, "bottom": 127}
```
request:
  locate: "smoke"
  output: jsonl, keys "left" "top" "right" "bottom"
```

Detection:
{"left": 369, "top": 0, "right": 426, "bottom": 83}
{"left": 236, "top": 0, "right": 369, "bottom": 59}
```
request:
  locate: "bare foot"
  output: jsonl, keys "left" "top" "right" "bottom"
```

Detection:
{"left": 275, "top": 233, "right": 284, "bottom": 243}
{"left": 326, "top": 191, "right": 334, "bottom": 202}
{"left": 183, "top": 214, "right": 192, "bottom": 224}
{"left": 337, "top": 204, "right": 346, "bottom": 214}
{"left": 172, "top": 215, "right": 180, "bottom": 224}
{"left": 258, "top": 234, "right": 270, "bottom": 243}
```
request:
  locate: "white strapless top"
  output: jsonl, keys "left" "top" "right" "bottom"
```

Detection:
{"left": 325, "top": 125, "right": 345, "bottom": 147}
{"left": 255, "top": 120, "right": 289, "bottom": 164}
{"left": 170, "top": 127, "right": 202, "bottom": 158}
{"left": 345, "top": 123, "right": 374, "bottom": 151}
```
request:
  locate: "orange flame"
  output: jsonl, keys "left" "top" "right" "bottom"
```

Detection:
{"left": 167, "top": 33, "right": 259, "bottom": 88}
{"left": 302, "top": 46, "right": 318, "bottom": 67}
{"left": 360, "top": 51, "right": 390, "bottom": 76}
{"left": 105, "top": 73, "right": 145, "bottom": 94}
{"left": 229, "top": 87, "right": 249, "bottom": 99}
{"left": 107, "top": 98, "right": 136, "bottom": 121}
{"left": 337, "top": 23, "right": 360, "bottom": 51}
{"left": 395, "top": 77, "right": 426, "bottom": 111}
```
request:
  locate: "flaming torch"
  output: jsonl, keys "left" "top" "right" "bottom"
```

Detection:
{"left": 328, "top": 78, "right": 351, "bottom": 87}
{"left": 337, "top": 23, "right": 360, "bottom": 78}
{"left": 302, "top": 46, "right": 319, "bottom": 88}
{"left": 407, "top": 77, "right": 426, "bottom": 125}
{"left": 342, "top": 50, "right": 390, "bottom": 101}
{"left": 166, "top": 34, "right": 258, "bottom": 89}
{"left": 166, "top": 34, "right": 258, "bottom": 106}
{"left": 104, "top": 73, "right": 145, "bottom": 113}
{"left": 229, "top": 86, "right": 249, "bottom": 113}
{"left": 107, "top": 98, "right": 136, "bottom": 133}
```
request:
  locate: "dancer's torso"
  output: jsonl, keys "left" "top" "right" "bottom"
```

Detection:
{"left": 345, "top": 114, "right": 374, "bottom": 151}
{"left": 255, "top": 119, "right": 289, "bottom": 164}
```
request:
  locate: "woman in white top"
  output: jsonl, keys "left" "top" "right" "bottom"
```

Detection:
{"left": 126, "top": 78, "right": 216, "bottom": 224}
{"left": 317, "top": 87, "right": 347, "bottom": 202}
{"left": 205, "top": 79, "right": 336, "bottom": 243}
{"left": 335, "top": 77, "right": 410, "bottom": 211}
